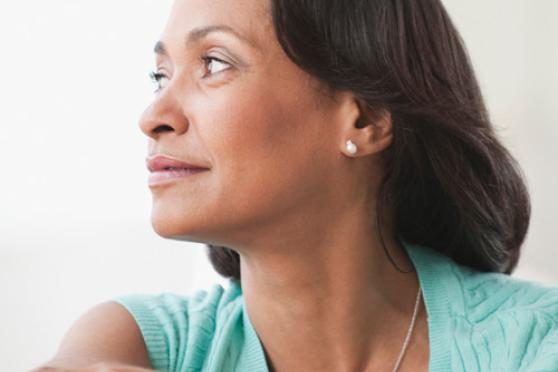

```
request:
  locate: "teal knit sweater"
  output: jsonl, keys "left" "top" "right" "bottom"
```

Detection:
{"left": 112, "top": 242, "right": 558, "bottom": 371}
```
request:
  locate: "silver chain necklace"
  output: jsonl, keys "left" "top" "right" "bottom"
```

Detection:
{"left": 263, "top": 285, "right": 423, "bottom": 372}
{"left": 391, "top": 285, "right": 422, "bottom": 372}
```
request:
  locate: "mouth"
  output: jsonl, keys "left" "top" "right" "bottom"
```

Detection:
{"left": 148, "top": 167, "right": 209, "bottom": 187}
{"left": 146, "top": 154, "right": 210, "bottom": 172}
{"left": 146, "top": 154, "right": 210, "bottom": 187}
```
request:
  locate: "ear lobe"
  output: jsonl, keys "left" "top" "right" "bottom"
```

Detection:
{"left": 338, "top": 96, "right": 393, "bottom": 157}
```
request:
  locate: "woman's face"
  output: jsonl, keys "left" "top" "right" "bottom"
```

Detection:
{"left": 140, "top": 0, "right": 352, "bottom": 247}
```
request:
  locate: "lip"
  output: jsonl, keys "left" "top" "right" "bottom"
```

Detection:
{"left": 146, "top": 154, "right": 209, "bottom": 172}
{"left": 146, "top": 154, "right": 210, "bottom": 187}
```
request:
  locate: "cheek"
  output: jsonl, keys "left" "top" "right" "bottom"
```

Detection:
{"left": 203, "top": 78, "right": 335, "bottom": 223}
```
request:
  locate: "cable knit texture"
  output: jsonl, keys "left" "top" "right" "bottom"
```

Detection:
{"left": 112, "top": 241, "right": 558, "bottom": 371}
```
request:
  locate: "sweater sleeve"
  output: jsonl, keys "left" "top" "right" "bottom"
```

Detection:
{"left": 111, "top": 292, "right": 190, "bottom": 371}
{"left": 111, "top": 284, "right": 228, "bottom": 372}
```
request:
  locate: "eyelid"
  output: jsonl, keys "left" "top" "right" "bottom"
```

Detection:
{"left": 148, "top": 53, "right": 235, "bottom": 93}
{"left": 149, "top": 70, "right": 168, "bottom": 93}
{"left": 149, "top": 71, "right": 166, "bottom": 93}
{"left": 200, "top": 54, "right": 233, "bottom": 77}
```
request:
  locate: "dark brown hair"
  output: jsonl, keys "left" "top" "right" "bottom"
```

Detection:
{"left": 206, "top": 0, "right": 531, "bottom": 279}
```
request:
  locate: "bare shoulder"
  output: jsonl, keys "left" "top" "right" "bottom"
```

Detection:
{"left": 33, "top": 301, "right": 151, "bottom": 369}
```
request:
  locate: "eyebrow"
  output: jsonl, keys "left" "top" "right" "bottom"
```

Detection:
{"left": 154, "top": 24, "right": 259, "bottom": 56}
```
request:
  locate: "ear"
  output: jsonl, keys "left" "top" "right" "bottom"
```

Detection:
{"left": 339, "top": 97, "right": 393, "bottom": 157}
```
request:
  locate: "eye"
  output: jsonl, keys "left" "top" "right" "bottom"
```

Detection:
{"left": 148, "top": 71, "right": 169, "bottom": 93}
{"left": 201, "top": 55, "right": 232, "bottom": 77}
{"left": 148, "top": 56, "right": 232, "bottom": 92}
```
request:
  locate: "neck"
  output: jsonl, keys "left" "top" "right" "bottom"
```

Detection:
{"left": 237, "top": 207, "right": 423, "bottom": 372}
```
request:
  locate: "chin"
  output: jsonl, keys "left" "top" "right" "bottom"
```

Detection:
{"left": 150, "top": 206, "right": 191, "bottom": 237}
{"left": 151, "top": 222, "right": 215, "bottom": 246}
{"left": 150, "top": 205, "right": 216, "bottom": 244}
{"left": 151, "top": 220, "right": 180, "bottom": 238}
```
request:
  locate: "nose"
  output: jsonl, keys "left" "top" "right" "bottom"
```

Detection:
{"left": 138, "top": 89, "right": 189, "bottom": 140}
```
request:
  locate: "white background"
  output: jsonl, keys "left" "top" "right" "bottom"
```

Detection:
{"left": 0, "top": 1, "right": 556, "bottom": 371}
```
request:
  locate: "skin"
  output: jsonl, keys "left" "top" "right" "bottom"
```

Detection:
{"left": 32, "top": 301, "right": 153, "bottom": 371}
{"left": 140, "top": 0, "right": 430, "bottom": 371}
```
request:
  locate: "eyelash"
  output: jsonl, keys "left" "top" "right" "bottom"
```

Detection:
{"left": 149, "top": 55, "right": 231, "bottom": 92}
{"left": 149, "top": 71, "right": 166, "bottom": 88}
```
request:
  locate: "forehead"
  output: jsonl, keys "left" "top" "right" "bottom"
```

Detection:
{"left": 161, "top": 0, "right": 271, "bottom": 50}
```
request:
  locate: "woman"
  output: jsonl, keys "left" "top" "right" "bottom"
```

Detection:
{"left": 35, "top": 0, "right": 558, "bottom": 371}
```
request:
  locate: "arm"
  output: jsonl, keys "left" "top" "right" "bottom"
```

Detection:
{"left": 31, "top": 301, "right": 154, "bottom": 371}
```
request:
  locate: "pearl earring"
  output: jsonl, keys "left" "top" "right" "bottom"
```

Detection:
{"left": 346, "top": 139, "right": 358, "bottom": 155}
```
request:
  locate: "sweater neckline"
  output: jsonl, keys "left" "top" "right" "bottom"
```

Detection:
{"left": 238, "top": 239, "right": 454, "bottom": 372}
{"left": 400, "top": 238, "right": 453, "bottom": 371}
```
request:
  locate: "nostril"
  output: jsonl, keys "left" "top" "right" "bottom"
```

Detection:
{"left": 153, "top": 124, "right": 174, "bottom": 134}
